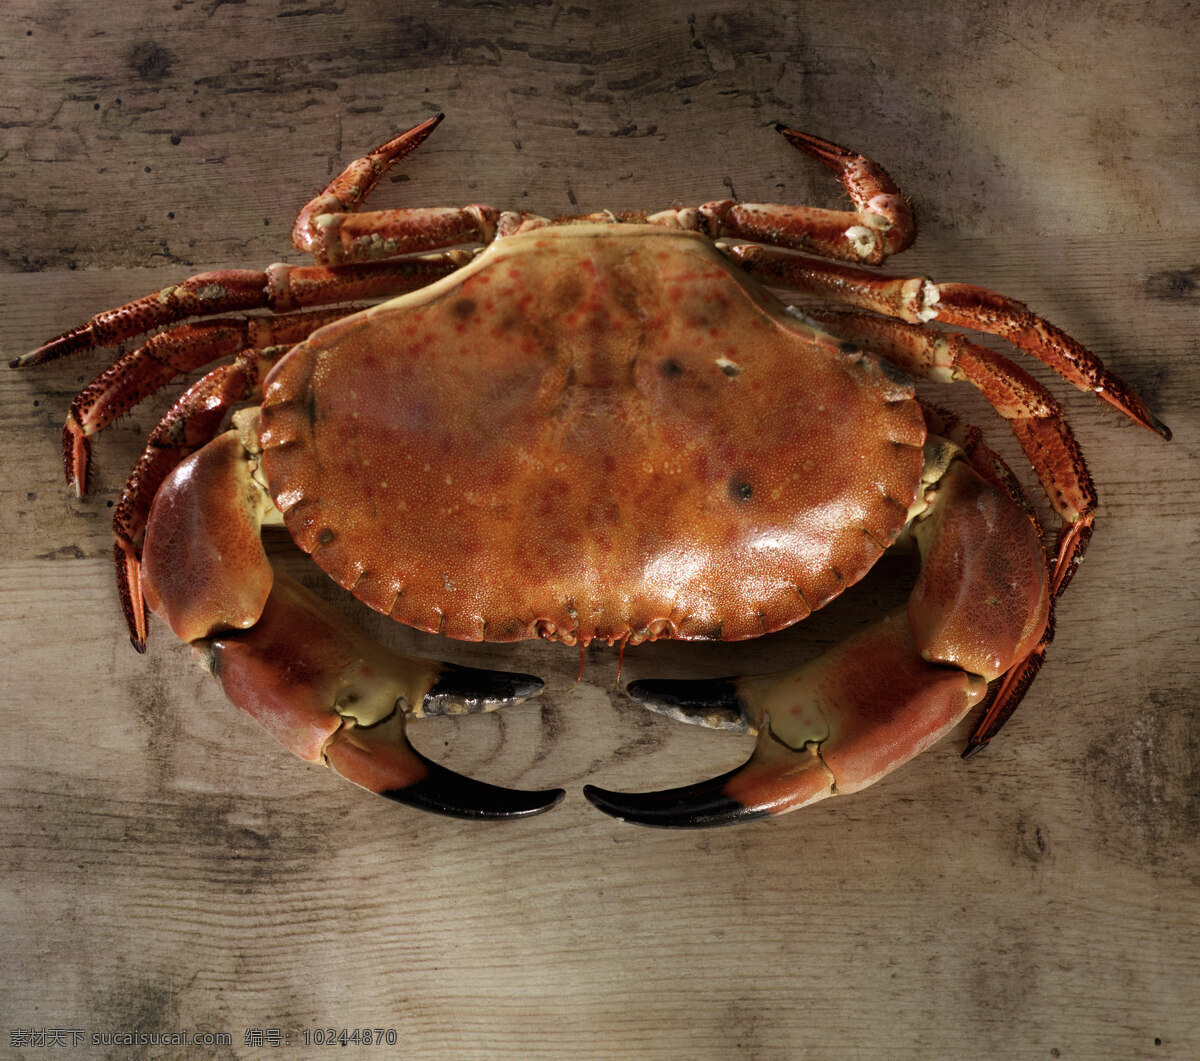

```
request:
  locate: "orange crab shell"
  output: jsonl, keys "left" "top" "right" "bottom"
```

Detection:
{"left": 257, "top": 224, "right": 927, "bottom": 646}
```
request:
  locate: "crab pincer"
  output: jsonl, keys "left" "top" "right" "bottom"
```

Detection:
{"left": 200, "top": 575, "right": 563, "bottom": 819}
{"left": 140, "top": 421, "right": 562, "bottom": 818}
{"left": 585, "top": 444, "right": 1049, "bottom": 826}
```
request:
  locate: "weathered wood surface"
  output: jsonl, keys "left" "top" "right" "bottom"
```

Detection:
{"left": 3, "top": 2, "right": 1198, "bottom": 1058}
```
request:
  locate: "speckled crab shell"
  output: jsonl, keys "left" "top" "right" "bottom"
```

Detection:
{"left": 258, "top": 223, "right": 926, "bottom": 646}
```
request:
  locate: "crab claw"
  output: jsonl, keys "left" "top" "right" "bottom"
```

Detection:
{"left": 584, "top": 610, "right": 988, "bottom": 827}
{"left": 583, "top": 760, "right": 771, "bottom": 828}
{"left": 200, "top": 573, "right": 564, "bottom": 820}
{"left": 322, "top": 710, "right": 566, "bottom": 820}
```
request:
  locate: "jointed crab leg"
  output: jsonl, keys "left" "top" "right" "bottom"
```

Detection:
{"left": 806, "top": 309, "right": 1097, "bottom": 597}
{"left": 13, "top": 255, "right": 470, "bottom": 369}
{"left": 289, "top": 113, "right": 502, "bottom": 265}
{"left": 730, "top": 245, "right": 1171, "bottom": 441}
{"left": 585, "top": 441, "right": 1050, "bottom": 826}
{"left": 696, "top": 126, "right": 914, "bottom": 265}
{"left": 139, "top": 422, "right": 563, "bottom": 819}
{"left": 65, "top": 307, "right": 360, "bottom": 497}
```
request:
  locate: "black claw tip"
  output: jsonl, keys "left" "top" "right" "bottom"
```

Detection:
{"left": 383, "top": 748, "right": 564, "bottom": 820}
{"left": 961, "top": 740, "right": 989, "bottom": 760}
{"left": 626, "top": 675, "right": 750, "bottom": 733}
{"left": 583, "top": 769, "right": 770, "bottom": 829}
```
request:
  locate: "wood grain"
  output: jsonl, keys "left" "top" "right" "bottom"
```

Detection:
{"left": 3, "top": 2, "right": 1198, "bottom": 1058}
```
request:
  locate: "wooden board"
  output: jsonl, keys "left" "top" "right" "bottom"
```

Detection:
{"left": 3, "top": 2, "right": 1198, "bottom": 1057}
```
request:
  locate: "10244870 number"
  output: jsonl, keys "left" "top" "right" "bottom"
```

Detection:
{"left": 304, "top": 1027, "right": 398, "bottom": 1047}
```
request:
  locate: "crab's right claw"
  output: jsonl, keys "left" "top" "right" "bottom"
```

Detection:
{"left": 200, "top": 573, "right": 564, "bottom": 820}
{"left": 584, "top": 610, "right": 988, "bottom": 827}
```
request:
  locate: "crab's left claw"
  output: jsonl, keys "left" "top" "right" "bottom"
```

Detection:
{"left": 198, "top": 573, "right": 564, "bottom": 820}
{"left": 137, "top": 428, "right": 563, "bottom": 819}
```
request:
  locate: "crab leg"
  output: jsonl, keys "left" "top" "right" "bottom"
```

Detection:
{"left": 140, "top": 425, "right": 563, "bottom": 819}
{"left": 584, "top": 442, "right": 1050, "bottom": 827}
{"left": 12, "top": 255, "right": 470, "bottom": 368}
{"left": 65, "top": 307, "right": 360, "bottom": 498}
{"left": 291, "top": 113, "right": 501, "bottom": 266}
{"left": 729, "top": 246, "right": 1171, "bottom": 440}
{"left": 806, "top": 309, "right": 1096, "bottom": 597}
{"left": 645, "top": 127, "right": 914, "bottom": 266}
{"left": 712, "top": 127, "right": 913, "bottom": 264}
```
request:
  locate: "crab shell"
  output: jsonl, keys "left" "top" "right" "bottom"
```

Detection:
{"left": 256, "top": 224, "right": 927, "bottom": 647}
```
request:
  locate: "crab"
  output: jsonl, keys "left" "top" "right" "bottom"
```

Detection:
{"left": 14, "top": 114, "right": 1169, "bottom": 827}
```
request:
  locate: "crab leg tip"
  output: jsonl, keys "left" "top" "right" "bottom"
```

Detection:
{"left": 961, "top": 739, "right": 989, "bottom": 760}
{"left": 583, "top": 776, "right": 770, "bottom": 829}
{"left": 772, "top": 124, "right": 845, "bottom": 159}
{"left": 13, "top": 346, "right": 53, "bottom": 368}
{"left": 1100, "top": 387, "right": 1171, "bottom": 440}
{"left": 113, "top": 541, "right": 149, "bottom": 649}
{"left": 63, "top": 424, "right": 91, "bottom": 497}
{"left": 383, "top": 748, "right": 565, "bottom": 820}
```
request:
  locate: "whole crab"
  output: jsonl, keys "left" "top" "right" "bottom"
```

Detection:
{"left": 15, "top": 115, "right": 1169, "bottom": 827}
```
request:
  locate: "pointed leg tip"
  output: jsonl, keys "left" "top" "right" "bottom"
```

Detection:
{"left": 415, "top": 112, "right": 445, "bottom": 136}
{"left": 63, "top": 424, "right": 91, "bottom": 498}
{"left": 14, "top": 328, "right": 92, "bottom": 366}
{"left": 961, "top": 739, "right": 988, "bottom": 760}
{"left": 582, "top": 781, "right": 769, "bottom": 829}
{"left": 773, "top": 125, "right": 849, "bottom": 162}
{"left": 403, "top": 113, "right": 444, "bottom": 141}
{"left": 12, "top": 346, "right": 48, "bottom": 369}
